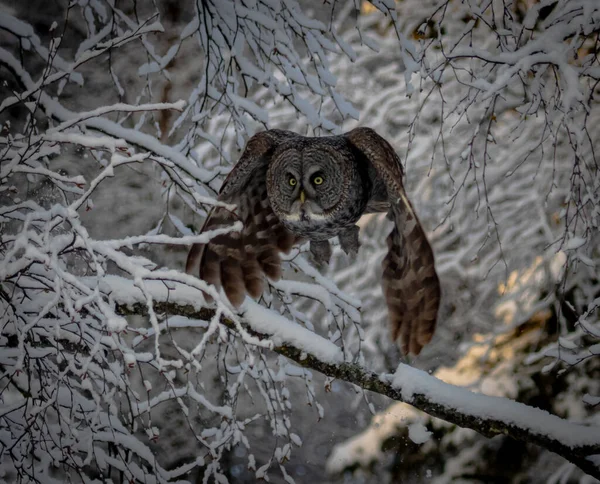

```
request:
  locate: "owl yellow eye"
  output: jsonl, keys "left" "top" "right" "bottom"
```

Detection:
{"left": 313, "top": 175, "right": 324, "bottom": 185}
{"left": 289, "top": 177, "right": 297, "bottom": 186}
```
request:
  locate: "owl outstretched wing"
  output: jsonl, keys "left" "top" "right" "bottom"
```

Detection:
{"left": 186, "top": 130, "right": 297, "bottom": 307}
{"left": 345, "top": 127, "right": 441, "bottom": 355}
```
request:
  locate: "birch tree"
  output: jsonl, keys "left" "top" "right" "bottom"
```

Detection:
{"left": 0, "top": 0, "right": 598, "bottom": 482}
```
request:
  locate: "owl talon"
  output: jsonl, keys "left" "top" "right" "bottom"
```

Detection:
{"left": 339, "top": 226, "right": 360, "bottom": 256}
{"left": 309, "top": 240, "right": 332, "bottom": 267}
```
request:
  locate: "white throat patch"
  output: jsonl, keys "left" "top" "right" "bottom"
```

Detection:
{"left": 282, "top": 211, "right": 327, "bottom": 222}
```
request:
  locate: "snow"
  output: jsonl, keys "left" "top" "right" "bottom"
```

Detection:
{"left": 326, "top": 402, "right": 416, "bottom": 473}
{"left": 227, "top": 93, "right": 270, "bottom": 124}
{"left": 44, "top": 131, "right": 128, "bottom": 151}
{"left": 106, "top": 315, "right": 128, "bottom": 332}
{"left": 86, "top": 274, "right": 209, "bottom": 309}
{"left": 565, "top": 236, "right": 587, "bottom": 250}
{"left": 241, "top": 301, "right": 344, "bottom": 365}
{"left": 390, "top": 364, "right": 600, "bottom": 449}
{"left": 89, "top": 271, "right": 346, "bottom": 366}
{"left": 583, "top": 394, "right": 600, "bottom": 406}
{"left": 408, "top": 422, "right": 432, "bottom": 444}
{"left": 3, "top": 0, "right": 600, "bottom": 481}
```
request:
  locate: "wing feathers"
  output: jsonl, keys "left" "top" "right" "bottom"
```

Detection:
{"left": 382, "top": 202, "right": 440, "bottom": 354}
{"left": 241, "top": 257, "right": 264, "bottom": 299}
{"left": 186, "top": 130, "right": 297, "bottom": 307}
{"left": 346, "top": 127, "right": 441, "bottom": 355}
{"left": 186, "top": 185, "right": 294, "bottom": 307}
{"left": 188, "top": 127, "right": 440, "bottom": 356}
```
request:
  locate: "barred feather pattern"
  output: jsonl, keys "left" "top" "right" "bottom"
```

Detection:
{"left": 186, "top": 172, "right": 296, "bottom": 307}
{"left": 187, "top": 128, "right": 440, "bottom": 355}
{"left": 382, "top": 202, "right": 440, "bottom": 355}
{"left": 346, "top": 128, "right": 440, "bottom": 355}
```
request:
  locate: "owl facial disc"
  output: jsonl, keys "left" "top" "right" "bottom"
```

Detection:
{"left": 266, "top": 142, "right": 360, "bottom": 239}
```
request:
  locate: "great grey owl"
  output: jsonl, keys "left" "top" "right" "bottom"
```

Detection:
{"left": 186, "top": 127, "right": 440, "bottom": 355}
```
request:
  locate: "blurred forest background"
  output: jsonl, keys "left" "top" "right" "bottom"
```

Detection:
{"left": 1, "top": 0, "right": 599, "bottom": 483}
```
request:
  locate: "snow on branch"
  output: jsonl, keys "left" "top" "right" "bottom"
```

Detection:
{"left": 0, "top": 3, "right": 387, "bottom": 480}
{"left": 112, "top": 284, "right": 600, "bottom": 479}
{"left": 2, "top": 0, "right": 599, "bottom": 481}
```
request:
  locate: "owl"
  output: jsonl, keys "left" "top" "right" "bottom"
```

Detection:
{"left": 186, "top": 127, "right": 440, "bottom": 355}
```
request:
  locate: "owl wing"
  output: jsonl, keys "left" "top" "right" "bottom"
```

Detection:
{"left": 186, "top": 130, "right": 298, "bottom": 307}
{"left": 345, "top": 127, "right": 441, "bottom": 355}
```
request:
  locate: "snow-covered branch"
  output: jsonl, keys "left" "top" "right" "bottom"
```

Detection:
{"left": 115, "top": 294, "right": 600, "bottom": 479}
{"left": 2, "top": 0, "right": 599, "bottom": 481}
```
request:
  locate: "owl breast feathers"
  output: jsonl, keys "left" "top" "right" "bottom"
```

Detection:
{"left": 186, "top": 127, "right": 441, "bottom": 355}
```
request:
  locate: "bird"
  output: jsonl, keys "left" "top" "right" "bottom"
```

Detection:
{"left": 186, "top": 127, "right": 441, "bottom": 355}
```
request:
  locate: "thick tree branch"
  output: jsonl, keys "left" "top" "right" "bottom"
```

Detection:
{"left": 117, "top": 300, "right": 600, "bottom": 479}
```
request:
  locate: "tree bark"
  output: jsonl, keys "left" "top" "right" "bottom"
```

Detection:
{"left": 117, "top": 301, "right": 600, "bottom": 480}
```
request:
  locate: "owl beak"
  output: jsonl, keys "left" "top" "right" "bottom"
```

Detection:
{"left": 299, "top": 190, "right": 306, "bottom": 204}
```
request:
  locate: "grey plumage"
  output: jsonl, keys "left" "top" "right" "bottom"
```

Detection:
{"left": 186, "top": 127, "right": 441, "bottom": 355}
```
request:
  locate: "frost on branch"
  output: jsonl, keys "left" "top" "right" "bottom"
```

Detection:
{"left": 0, "top": 1, "right": 395, "bottom": 482}
{"left": 326, "top": 315, "right": 599, "bottom": 482}
{"left": 319, "top": 1, "right": 600, "bottom": 480}
{"left": 1, "top": 0, "right": 600, "bottom": 482}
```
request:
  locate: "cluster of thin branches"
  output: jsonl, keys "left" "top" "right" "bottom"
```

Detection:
{"left": 408, "top": 0, "right": 600, "bottom": 373}
{"left": 1, "top": 0, "right": 599, "bottom": 482}
{"left": 0, "top": 1, "right": 386, "bottom": 482}
{"left": 329, "top": 0, "right": 600, "bottom": 369}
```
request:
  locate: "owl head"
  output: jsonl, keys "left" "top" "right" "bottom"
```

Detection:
{"left": 266, "top": 141, "right": 353, "bottom": 229}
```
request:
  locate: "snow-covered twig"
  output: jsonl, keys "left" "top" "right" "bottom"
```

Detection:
{"left": 116, "top": 297, "right": 600, "bottom": 479}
